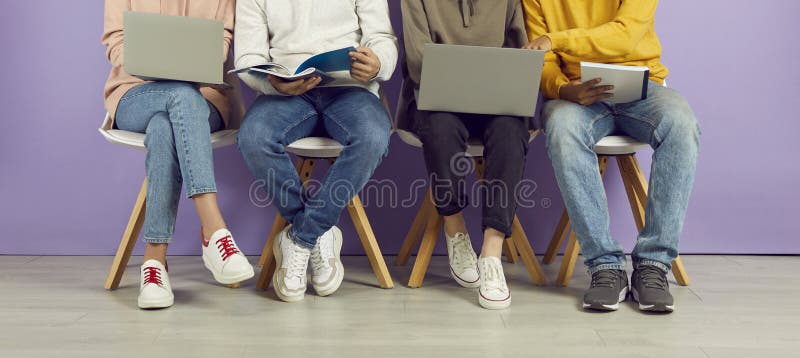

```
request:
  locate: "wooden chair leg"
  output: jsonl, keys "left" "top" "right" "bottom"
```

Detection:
{"left": 408, "top": 210, "right": 443, "bottom": 288}
{"left": 347, "top": 194, "right": 394, "bottom": 288}
{"left": 502, "top": 238, "right": 519, "bottom": 263}
{"left": 556, "top": 231, "right": 581, "bottom": 287}
{"left": 105, "top": 178, "right": 148, "bottom": 290}
{"left": 671, "top": 256, "right": 691, "bottom": 286}
{"left": 396, "top": 187, "right": 433, "bottom": 266}
{"left": 617, "top": 155, "right": 647, "bottom": 231}
{"left": 543, "top": 209, "right": 571, "bottom": 264}
{"left": 618, "top": 155, "right": 691, "bottom": 286}
{"left": 510, "top": 215, "right": 547, "bottom": 285}
{"left": 255, "top": 158, "right": 315, "bottom": 291}
{"left": 556, "top": 156, "right": 609, "bottom": 287}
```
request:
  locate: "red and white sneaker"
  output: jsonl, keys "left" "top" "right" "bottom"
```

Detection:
{"left": 138, "top": 259, "right": 173, "bottom": 309}
{"left": 446, "top": 232, "right": 480, "bottom": 288}
{"left": 477, "top": 257, "right": 511, "bottom": 310}
{"left": 202, "top": 229, "right": 254, "bottom": 285}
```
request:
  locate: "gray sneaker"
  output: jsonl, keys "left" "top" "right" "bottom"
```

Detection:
{"left": 631, "top": 265, "right": 674, "bottom": 312}
{"left": 583, "top": 269, "right": 629, "bottom": 311}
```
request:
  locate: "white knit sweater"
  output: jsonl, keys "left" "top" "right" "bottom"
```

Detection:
{"left": 234, "top": 0, "right": 398, "bottom": 97}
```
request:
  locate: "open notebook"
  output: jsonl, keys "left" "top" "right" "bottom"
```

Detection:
{"left": 581, "top": 62, "right": 650, "bottom": 104}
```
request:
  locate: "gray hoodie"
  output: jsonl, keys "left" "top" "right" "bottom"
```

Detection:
{"left": 396, "top": 0, "right": 529, "bottom": 131}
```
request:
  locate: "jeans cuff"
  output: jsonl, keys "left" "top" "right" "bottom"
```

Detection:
{"left": 436, "top": 204, "right": 465, "bottom": 217}
{"left": 143, "top": 237, "right": 172, "bottom": 244}
{"left": 588, "top": 263, "right": 627, "bottom": 275}
{"left": 186, "top": 187, "right": 217, "bottom": 198}
{"left": 634, "top": 259, "right": 670, "bottom": 273}
{"left": 482, "top": 218, "right": 512, "bottom": 238}
{"left": 288, "top": 227, "right": 316, "bottom": 249}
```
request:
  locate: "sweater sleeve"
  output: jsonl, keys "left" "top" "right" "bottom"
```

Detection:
{"left": 356, "top": 0, "right": 399, "bottom": 82}
{"left": 545, "top": 0, "right": 658, "bottom": 59}
{"left": 400, "top": 0, "right": 431, "bottom": 88}
{"left": 221, "top": 0, "right": 235, "bottom": 61}
{"left": 523, "top": 0, "right": 569, "bottom": 100}
{"left": 504, "top": 1, "right": 529, "bottom": 49}
{"left": 101, "top": 0, "right": 129, "bottom": 67}
{"left": 234, "top": 0, "right": 284, "bottom": 96}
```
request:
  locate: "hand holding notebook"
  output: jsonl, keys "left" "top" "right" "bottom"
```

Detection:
{"left": 580, "top": 62, "right": 650, "bottom": 104}
{"left": 229, "top": 47, "right": 356, "bottom": 85}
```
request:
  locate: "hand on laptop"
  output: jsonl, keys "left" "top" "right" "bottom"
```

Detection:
{"left": 559, "top": 78, "right": 615, "bottom": 106}
{"left": 269, "top": 75, "right": 322, "bottom": 96}
{"left": 524, "top": 35, "right": 552, "bottom": 51}
{"left": 349, "top": 46, "right": 381, "bottom": 83}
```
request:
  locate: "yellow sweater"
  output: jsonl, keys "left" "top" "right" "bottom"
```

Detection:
{"left": 523, "top": 0, "right": 668, "bottom": 99}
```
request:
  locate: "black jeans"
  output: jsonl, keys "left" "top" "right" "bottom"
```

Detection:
{"left": 412, "top": 108, "right": 530, "bottom": 237}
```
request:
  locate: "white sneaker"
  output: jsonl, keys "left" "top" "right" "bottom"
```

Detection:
{"left": 478, "top": 256, "right": 511, "bottom": 310}
{"left": 138, "top": 259, "right": 174, "bottom": 309}
{"left": 273, "top": 227, "right": 311, "bottom": 302}
{"left": 446, "top": 232, "right": 480, "bottom": 288}
{"left": 310, "top": 226, "right": 344, "bottom": 296}
{"left": 202, "top": 229, "right": 254, "bottom": 285}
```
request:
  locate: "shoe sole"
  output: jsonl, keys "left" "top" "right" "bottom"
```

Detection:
{"left": 450, "top": 267, "right": 480, "bottom": 288}
{"left": 138, "top": 295, "right": 174, "bottom": 309}
{"left": 631, "top": 287, "right": 675, "bottom": 312}
{"left": 313, "top": 227, "right": 345, "bottom": 297}
{"left": 582, "top": 287, "right": 629, "bottom": 311}
{"left": 272, "top": 234, "right": 305, "bottom": 303}
{"left": 202, "top": 253, "right": 255, "bottom": 285}
{"left": 479, "top": 292, "right": 511, "bottom": 310}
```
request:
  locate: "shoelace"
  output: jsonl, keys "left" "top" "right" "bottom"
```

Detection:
{"left": 591, "top": 270, "right": 622, "bottom": 289}
{"left": 310, "top": 237, "right": 333, "bottom": 270}
{"left": 143, "top": 267, "right": 164, "bottom": 286}
{"left": 287, "top": 244, "right": 311, "bottom": 279}
{"left": 638, "top": 266, "right": 668, "bottom": 290}
{"left": 215, "top": 235, "right": 240, "bottom": 261}
{"left": 451, "top": 235, "right": 476, "bottom": 270}
{"left": 480, "top": 260, "right": 507, "bottom": 292}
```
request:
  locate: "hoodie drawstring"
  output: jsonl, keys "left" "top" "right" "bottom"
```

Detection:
{"left": 460, "top": 0, "right": 475, "bottom": 28}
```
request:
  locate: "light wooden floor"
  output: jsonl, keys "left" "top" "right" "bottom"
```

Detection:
{"left": 1, "top": 255, "right": 798, "bottom": 358}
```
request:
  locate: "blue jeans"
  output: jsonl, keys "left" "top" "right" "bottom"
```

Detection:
{"left": 543, "top": 83, "right": 700, "bottom": 274}
{"left": 238, "top": 87, "right": 391, "bottom": 249}
{"left": 115, "top": 81, "right": 223, "bottom": 243}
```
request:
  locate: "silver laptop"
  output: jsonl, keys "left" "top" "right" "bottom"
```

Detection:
{"left": 123, "top": 12, "right": 224, "bottom": 85}
{"left": 417, "top": 44, "right": 545, "bottom": 117}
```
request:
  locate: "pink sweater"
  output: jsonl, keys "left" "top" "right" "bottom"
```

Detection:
{"left": 101, "top": 0, "right": 244, "bottom": 128}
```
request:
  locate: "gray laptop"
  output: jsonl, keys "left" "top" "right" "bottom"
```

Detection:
{"left": 123, "top": 12, "right": 224, "bottom": 85}
{"left": 417, "top": 44, "right": 545, "bottom": 117}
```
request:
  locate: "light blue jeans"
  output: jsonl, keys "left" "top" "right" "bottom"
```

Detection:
{"left": 543, "top": 83, "right": 700, "bottom": 274}
{"left": 238, "top": 87, "right": 390, "bottom": 249}
{"left": 115, "top": 81, "right": 223, "bottom": 244}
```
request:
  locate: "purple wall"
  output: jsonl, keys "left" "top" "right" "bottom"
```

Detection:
{"left": 1, "top": 1, "right": 799, "bottom": 256}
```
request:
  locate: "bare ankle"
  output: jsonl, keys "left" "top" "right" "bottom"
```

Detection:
{"left": 443, "top": 213, "right": 467, "bottom": 237}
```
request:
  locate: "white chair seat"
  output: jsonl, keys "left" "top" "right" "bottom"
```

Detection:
{"left": 98, "top": 114, "right": 238, "bottom": 151}
{"left": 397, "top": 129, "right": 538, "bottom": 157}
{"left": 594, "top": 135, "right": 649, "bottom": 156}
{"left": 285, "top": 137, "right": 344, "bottom": 158}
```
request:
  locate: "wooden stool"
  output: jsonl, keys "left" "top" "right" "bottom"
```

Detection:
{"left": 99, "top": 114, "right": 240, "bottom": 290}
{"left": 254, "top": 137, "right": 394, "bottom": 290}
{"left": 393, "top": 130, "right": 547, "bottom": 288}
{"left": 542, "top": 135, "right": 691, "bottom": 287}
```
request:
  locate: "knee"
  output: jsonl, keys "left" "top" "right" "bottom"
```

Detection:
{"left": 165, "top": 83, "right": 208, "bottom": 115}
{"left": 416, "top": 112, "right": 467, "bottom": 147}
{"left": 543, "top": 102, "right": 589, "bottom": 155}
{"left": 656, "top": 101, "right": 701, "bottom": 151}
{"left": 484, "top": 117, "right": 530, "bottom": 153}
{"left": 351, "top": 122, "right": 391, "bottom": 161}
{"left": 237, "top": 115, "right": 282, "bottom": 158}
